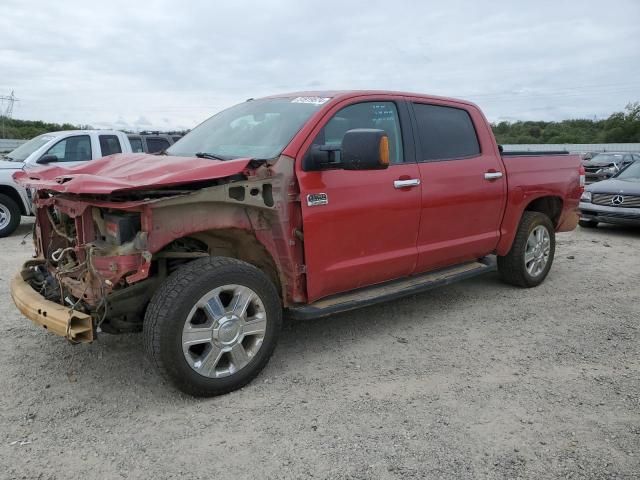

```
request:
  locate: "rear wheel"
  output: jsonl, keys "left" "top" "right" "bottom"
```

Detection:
{"left": 0, "top": 194, "right": 21, "bottom": 238}
{"left": 498, "top": 212, "right": 555, "bottom": 288}
{"left": 144, "top": 257, "right": 282, "bottom": 397}
{"left": 578, "top": 219, "right": 598, "bottom": 228}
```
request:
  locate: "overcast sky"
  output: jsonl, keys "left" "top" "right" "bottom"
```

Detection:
{"left": 1, "top": 0, "right": 639, "bottom": 131}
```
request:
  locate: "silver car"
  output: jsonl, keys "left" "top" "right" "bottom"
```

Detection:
{"left": 579, "top": 160, "right": 640, "bottom": 227}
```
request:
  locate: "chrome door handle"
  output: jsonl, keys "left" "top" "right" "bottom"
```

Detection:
{"left": 394, "top": 179, "right": 421, "bottom": 189}
{"left": 484, "top": 171, "right": 503, "bottom": 180}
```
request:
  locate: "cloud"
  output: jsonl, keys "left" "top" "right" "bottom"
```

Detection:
{"left": 0, "top": 0, "right": 638, "bottom": 129}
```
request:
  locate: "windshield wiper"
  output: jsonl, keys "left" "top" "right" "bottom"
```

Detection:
{"left": 195, "top": 152, "right": 228, "bottom": 161}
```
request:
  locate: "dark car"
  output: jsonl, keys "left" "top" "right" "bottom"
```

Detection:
{"left": 579, "top": 160, "right": 640, "bottom": 227}
{"left": 127, "top": 133, "right": 183, "bottom": 154}
{"left": 582, "top": 152, "right": 639, "bottom": 184}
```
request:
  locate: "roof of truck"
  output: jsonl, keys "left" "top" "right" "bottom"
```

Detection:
{"left": 44, "top": 129, "right": 125, "bottom": 136}
{"left": 263, "top": 90, "right": 478, "bottom": 107}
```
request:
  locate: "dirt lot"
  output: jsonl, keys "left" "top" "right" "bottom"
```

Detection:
{"left": 0, "top": 218, "right": 638, "bottom": 480}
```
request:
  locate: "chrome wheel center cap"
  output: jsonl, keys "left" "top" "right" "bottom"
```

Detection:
{"left": 217, "top": 316, "right": 241, "bottom": 344}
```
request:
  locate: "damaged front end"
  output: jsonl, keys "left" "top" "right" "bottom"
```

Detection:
{"left": 17, "top": 194, "right": 157, "bottom": 341}
{"left": 12, "top": 154, "right": 306, "bottom": 344}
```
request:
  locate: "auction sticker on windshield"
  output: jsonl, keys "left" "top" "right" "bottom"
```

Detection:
{"left": 291, "top": 96, "right": 330, "bottom": 105}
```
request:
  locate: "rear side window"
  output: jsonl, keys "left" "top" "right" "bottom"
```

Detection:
{"left": 146, "top": 137, "right": 170, "bottom": 153}
{"left": 129, "top": 137, "right": 144, "bottom": 153}
{"left": 99, "top": 135, "right": 122, "bottom": 156}
{"left": 413, "top": 103, "right": 480, "bottom": 161}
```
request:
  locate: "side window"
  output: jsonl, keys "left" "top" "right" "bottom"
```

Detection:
{"left": 146, "top": 137, "right": 170, "bottom": 153}
{"left": 313, "top": 101, "right": 404, "bottom": 164}
{"left": 129, "top": 137, "right": 144, "bottom": 153}
{"left": 413, "top": 103, "right": 480, "bottom": 161}
{"left": 43, "top": 135, "right": 92, "bottom": 162}
{"left": 99, "top": 135, "right": 122, "bottom": 156}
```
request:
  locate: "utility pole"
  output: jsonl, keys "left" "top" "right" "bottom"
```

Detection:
{"left": 0, "top": 91, "right": 18, "bottom": 138}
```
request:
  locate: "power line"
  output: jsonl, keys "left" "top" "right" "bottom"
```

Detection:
{"left": 0, "top": 91, "right": 19, "bottom": 138}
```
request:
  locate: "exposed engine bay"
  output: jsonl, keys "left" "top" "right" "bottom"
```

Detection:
{"left": 22, "top": 202, "right": 211, "bottom": 335}
{"left": 18, "top": 156, "right": 303, "bottom": 341}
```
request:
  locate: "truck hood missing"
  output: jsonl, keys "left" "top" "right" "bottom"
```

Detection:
{"left": 13, "top": 153, "right": 253, "bottom": 195}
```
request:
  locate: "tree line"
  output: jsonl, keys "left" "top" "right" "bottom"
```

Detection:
{"left": 492, "top": 102, "right": 640, "bottom": 144}
{"left": 0, "top": 118, "right": 92, "bottom": 140}
{"left": 2, "top": 102, "right": 639, "bottom": 144}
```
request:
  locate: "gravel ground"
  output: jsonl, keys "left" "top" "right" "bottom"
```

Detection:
{"left": 0, "top": 218, "right": 638, "bottom": 480}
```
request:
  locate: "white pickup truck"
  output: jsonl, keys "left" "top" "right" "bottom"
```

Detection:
{"left": 0, "top": 130, "right": 132, "bottom": 237}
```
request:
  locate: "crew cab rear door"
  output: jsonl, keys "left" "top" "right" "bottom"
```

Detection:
{"left": 297, "top": 97, "right": 421, "bottom": 302}
{"left": 408, "top": 99, "right": 507, "bottom": 273}
{"left": 97, "top": 134, "right": 124, "bottom": 157}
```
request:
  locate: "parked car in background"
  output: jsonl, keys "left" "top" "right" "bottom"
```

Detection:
{"left": 12, "top": 90, "right": 583, "bottom": 396}
{"left": 582, "top": 152, "right": 639, "bottom": 184}
{"left": 579, "top": 160, "right": 640, "bottom": 227}
{"left": 581, "top": 152, "right": 602, "bottom": 161}
{"left": 127, "top": 132, "right": 182, "bottom": 154}
{"left": 0, "top": 130, "right": 132, "bottom": 237}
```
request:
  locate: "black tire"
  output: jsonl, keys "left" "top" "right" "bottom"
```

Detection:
{"left": 0, "top": 193, "right": 21, "bottom": 238}
{"left": 497, "top": 211, "right": 556, "bottom": 288}
{"left": 144, "top": 257, "right": 282, "bottom": 397}
{"left": 578, "top": 219, "right": 598, "bottom": 229}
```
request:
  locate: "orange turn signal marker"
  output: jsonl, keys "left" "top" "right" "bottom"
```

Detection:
{"left": 379, "top": 136, "right": 390, "bottom": 166}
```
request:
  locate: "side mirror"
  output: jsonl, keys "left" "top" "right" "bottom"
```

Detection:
{"left": 37, "top": 154, "right": 58, "bottom": 164}
{"left": 302, "top": 128, "right": 391, "bottom": 171}
{"left": 341, "top": 129, "right": 390, "bottom": 170}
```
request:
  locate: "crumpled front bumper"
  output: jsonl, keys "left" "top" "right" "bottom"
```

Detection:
{"left": 10, "top": 265, "right": 94, "bottom": 343}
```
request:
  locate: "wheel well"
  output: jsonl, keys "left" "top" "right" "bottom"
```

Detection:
{"left": 0, "top": 185, "right": 27, "bottom": 215}
{"left": 156, "top": 229, "right": 283, "bottom": 299}
{"left": 524, "top": 196, "right": 563, "bottom": 227}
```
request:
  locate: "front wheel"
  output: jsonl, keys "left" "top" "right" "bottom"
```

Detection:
{"left": 144, "top": 257, "right": 282, "bottom": 397}
{"left": 497, "top": 212, "right": 556, "bottom": 288}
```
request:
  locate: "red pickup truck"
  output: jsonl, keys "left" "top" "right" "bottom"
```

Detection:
{"left": 12, "top": 91, "right": 584, "bottom": 396}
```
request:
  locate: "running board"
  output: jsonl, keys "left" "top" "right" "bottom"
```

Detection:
{"left": 287, "top": 256, "right": 496, "bottom": 320}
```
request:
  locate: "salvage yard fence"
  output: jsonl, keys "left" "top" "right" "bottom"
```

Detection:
{"left": 502, "top": 143, "right": 640, "bottom": 154}
{"left": 0, "top": 139, "right": 26, "bottom": 153}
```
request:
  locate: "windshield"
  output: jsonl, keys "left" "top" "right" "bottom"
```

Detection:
{"left": 590, "top": 153, "right": 624, "bottom": 164}
{"left": 5, "top": 134, "right": 56, "bottom": 162}
{"left": 166, "top": 97, "right": 329, "bottom": 160}
{"left": 616, "top": 161, "right": 640, "bottom": 181}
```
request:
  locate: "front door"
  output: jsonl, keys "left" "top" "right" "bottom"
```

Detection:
{"left": 297, "top": 99, "right": 422, "bottom": 302}
{"left": 39, "top": 134, "right": 93, "bottom": 167}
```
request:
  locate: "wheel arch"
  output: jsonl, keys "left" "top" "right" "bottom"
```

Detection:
{"left": 497, "top": 194, "right": 563, "bottom": 256}
{"left": 524, "top": 196, "right": 563, "bottom": 227}
{"left": 154, "top": 228, "right": 284, "bottom": 304}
